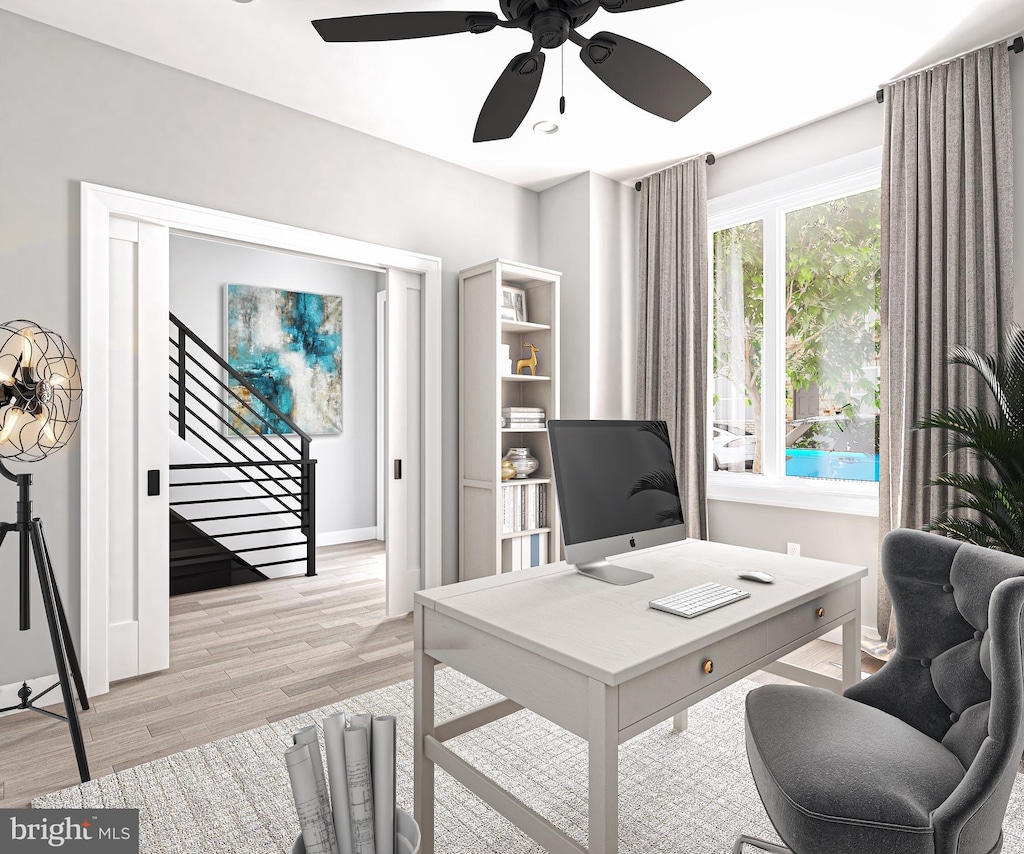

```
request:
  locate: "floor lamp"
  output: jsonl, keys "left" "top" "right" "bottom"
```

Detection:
{"left": 0, "top": 320, "right": 90, "bottom": 782}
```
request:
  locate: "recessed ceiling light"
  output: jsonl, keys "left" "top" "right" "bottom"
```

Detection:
{"left": 532, "top": 121, "right": 559, "bottom": 135}
{"left": 232, "top": 0, "right": 255, "bottom": 4}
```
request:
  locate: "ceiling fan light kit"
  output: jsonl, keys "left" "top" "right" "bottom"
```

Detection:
{"left": 312, "top": 0, "right": 711, "bottom": 142}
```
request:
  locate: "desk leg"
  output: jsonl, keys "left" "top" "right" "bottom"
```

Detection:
{"left": 842, "top": 584, "right": 862, "bottom": 691}
{"left": 414, "top": 604, "right": 436, "bottom": 854}
{"left": 588, "top": 679, "right": 618, "bottom": 854}
{"left": 671, "top": 709, "right": 688, "bottom": 732}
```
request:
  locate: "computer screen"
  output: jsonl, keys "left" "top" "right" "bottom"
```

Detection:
{"left": 547, "top": 420, "right": 687, "bottom": 585}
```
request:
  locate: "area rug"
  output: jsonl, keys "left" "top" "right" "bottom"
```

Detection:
{"left": 33, "top": 670, "right": 1024, "bottom": 853}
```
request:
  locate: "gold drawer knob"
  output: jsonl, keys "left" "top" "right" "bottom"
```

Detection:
{"left": 815, "top": 607, "right": 825, "bottom": 619}
{"left": 702, "top": 659, "right": 714, "bottom": 675}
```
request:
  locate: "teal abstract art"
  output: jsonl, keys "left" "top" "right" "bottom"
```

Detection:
{"left": 225, "top": 284, "right": 343, "bottom": 435}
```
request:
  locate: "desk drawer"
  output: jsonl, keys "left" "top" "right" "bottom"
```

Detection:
{"left": 766, "top": 585, "right": 856, "bottom": 651}
{"left": 618, "top": 622, "right": 766, "bottom": 729}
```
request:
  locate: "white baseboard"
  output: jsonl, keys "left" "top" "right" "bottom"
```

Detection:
{"left": 318, "top": 527, "right": 380, "bottom": 547}
{"left": 0, "top": 674, "right": 61, "bottom": 718}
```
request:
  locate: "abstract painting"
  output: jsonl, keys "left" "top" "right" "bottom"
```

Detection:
{"left": 225, "top": 284, "right": 343, "bottom": 435}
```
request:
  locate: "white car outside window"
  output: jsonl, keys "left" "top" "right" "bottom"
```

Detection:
{"left": 711, "top": 427, "right": 755, "bottom": 472}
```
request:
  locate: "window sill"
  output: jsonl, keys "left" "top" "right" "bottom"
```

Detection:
{"left": 707, "top": 473, "right": 879, "bottom": 517}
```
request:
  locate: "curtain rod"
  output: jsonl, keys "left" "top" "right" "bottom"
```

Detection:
{"left": 876, "top": 34, "right": 1022, "bottom": 103}
{"left": 634, "top": 153, "right": 716, "bottom": 191}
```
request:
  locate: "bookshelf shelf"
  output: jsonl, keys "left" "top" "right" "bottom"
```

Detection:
{"left": 501, "top": 319, "right": 551, "bottom": 334}
{"left": 501, "top": 477, "right": 553, "bottom": 485}
{"left": 500, "top": 527, "right": 552, "bottom": 540}
{"left": 459, "top": 259, "right": 561, "bottom": 581}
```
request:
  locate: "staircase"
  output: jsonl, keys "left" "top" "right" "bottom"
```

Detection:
{"left": 169, "top": 510, "right": 267, "bottom": 594}
{"left": 168, "top": 313, "right": 317, "bottom": 595}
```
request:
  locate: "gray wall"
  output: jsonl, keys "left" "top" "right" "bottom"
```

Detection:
{"left": 540, "top": 174, "right": 592, "bottom": 419}
{"left": 0, "top": 9, "right": 537, "bottom": 684}
{"left": 169, "top": 235, "right": 382, "bottom": 537}
{"left": 539, "top": 172, "right": 637, "bottom": 420}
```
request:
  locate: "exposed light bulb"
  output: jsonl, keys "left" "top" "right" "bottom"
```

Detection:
{"left": 19, "top": 332, "right": 35, "bottom": 369}
{"left": 49, "top": 373, "right": 66, "bottom": 387}
{"left": 37, "top": 411, "right": 56, "bottom": 445}
{"left": 0, "top": 407, "right": 24, "bottom": 444}
{"left": 0, "top": 370, "right": 12, "bottom": 386}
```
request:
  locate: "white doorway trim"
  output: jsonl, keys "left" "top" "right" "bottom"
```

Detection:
{"left": 80, "top": 182, "right": 442, "bottom": 697}
{"left": 376, "top": 290, "right": 386, "bottom": 542}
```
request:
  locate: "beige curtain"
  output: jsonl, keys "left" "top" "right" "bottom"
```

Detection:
{"left": 878, "top": 43, "right": 1015, "bottom": 646}
{"left": 636, "top": 157, "right": 709, "bottom": 539}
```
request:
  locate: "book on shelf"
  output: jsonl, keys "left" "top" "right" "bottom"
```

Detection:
{"left": 502, "top": 531, "right": 548, "bottom": 571}
{"left": 502, "top": 406, "right": 545, "bottom": 414}
{"left": 501, "top": 482, "right": 548, "bottom": 535}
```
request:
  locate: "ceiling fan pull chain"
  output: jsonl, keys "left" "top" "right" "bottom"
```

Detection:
{"left": 560, "top": 45, "right": 566, "bottom": 114}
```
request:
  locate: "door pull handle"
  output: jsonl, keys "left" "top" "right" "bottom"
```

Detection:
{"left": 394, "top": 459, "right": 402, "bottom": 480}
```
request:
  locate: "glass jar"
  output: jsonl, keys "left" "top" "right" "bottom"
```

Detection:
{"left": 503, "top": 447, "right": 539, "bottom": 479}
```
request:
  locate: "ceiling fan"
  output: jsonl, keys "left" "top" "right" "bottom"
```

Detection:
{"left": 312, "top": 0, "right": 711, "bottom": 142}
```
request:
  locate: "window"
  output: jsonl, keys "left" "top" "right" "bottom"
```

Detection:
{"left": 708, "top": 152, "right": 882, "bottom": 512}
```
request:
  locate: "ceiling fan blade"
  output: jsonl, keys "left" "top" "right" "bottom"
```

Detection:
{"left": 474, "top": 51, "right": 546, "bottom": 142}
{"left": 312, "top": 11, "right": 500, "bottom": 43}
{"left": 579, "top": 31, "right": 710, "bottom": 121}
{"left": 599, "top": 0, "right": 689, "bottom": 11}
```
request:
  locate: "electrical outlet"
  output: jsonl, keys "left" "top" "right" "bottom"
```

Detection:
{"left": 787, "top": 542, "right": 801, "bottom": 557}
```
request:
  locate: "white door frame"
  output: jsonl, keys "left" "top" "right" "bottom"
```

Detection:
{"left": 80, "top": 182, "right": 443, "bottom": 697}
{"left": 376, "top": 290, "right": 386, "bottom": 542}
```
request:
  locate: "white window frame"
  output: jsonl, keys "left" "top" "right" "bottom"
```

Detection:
{"left": 707, "top": 148, "right": 883, "bottom": 517}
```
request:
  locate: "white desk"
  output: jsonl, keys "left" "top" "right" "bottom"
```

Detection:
{"left": 413, "top": 540, "right": 867, "bottom": 854}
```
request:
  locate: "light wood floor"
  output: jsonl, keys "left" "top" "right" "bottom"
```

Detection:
{"left": 0, "top": 542, "right": 881, "bottom": 808}
{"left": 0, "top": 540, "right": 411, "bottom": 808}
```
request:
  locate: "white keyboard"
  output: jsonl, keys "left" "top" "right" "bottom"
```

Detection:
{"left": 649, "top": 582, "right": 750, "bottom": 618}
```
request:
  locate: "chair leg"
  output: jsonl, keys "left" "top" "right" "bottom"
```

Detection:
{"left": 732, "top": 834, "right": 792, "bottom": 854}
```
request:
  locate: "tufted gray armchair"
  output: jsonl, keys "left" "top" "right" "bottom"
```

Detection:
{"left": 735, "top": 528, "right": 1024, "bottom": 854}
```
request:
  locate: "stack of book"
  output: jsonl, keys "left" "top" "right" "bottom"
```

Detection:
{"left": 501, "top": 406, "right": 545, "bottom": 429}
{"left": 502, "top": 531, "right": 549, "bottom": 572}
{"left": 501, "top": 482, "right": 547, "bottom": 534}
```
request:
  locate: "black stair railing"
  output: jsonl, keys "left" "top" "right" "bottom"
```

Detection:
{"left": 168, "top": 313, "right": 317, "bottom": 581}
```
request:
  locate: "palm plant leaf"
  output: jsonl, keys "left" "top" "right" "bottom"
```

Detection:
{"left": 637, "top": 421, "right": 671, "bottom": 448}
{"left": 628, "top": 468, "right": 679, "bottom": 498}
{"left": 924, "top": 517, "right": 1005, "bottom": 551}
{"left": 916, "top": 324, "right": 1024, "bottom": 555}
{"left": 656, "top": 504, "right": 684, "bottom": 525}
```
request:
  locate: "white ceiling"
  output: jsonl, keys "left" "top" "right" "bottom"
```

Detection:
{"left": 2, "top": 0, "right": 1022, "bottom": 191}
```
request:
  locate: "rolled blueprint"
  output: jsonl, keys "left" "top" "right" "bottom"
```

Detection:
{"left": 294, "top": 725, "right": 340, "bottom": 854}
{"left": 324, "top": 713, "right": 355, "bottom": 854}
{"left": 348, "top": 713, "right": 373, "bottom": 756}
{"left": 285, "top": 743, "right": 337, "bottom": 854}
{"left": 344, "top": 727, "right": 376, "bottom": 854}
{"left": 371, "top": 716, "right": 397, "bottom": 854}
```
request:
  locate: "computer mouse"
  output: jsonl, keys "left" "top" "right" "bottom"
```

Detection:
{"left": 738, "top": 571, "right": 775, "bottom": 584}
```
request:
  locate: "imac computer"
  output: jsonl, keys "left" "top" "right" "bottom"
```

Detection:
{"left": 547, "top": 419, "right": 687, "bottom": 586}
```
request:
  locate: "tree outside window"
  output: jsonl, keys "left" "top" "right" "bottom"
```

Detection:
{"left": 711, "top": 187, "right": 881, "bottom": 483}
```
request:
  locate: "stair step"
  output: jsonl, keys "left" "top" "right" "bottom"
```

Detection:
{"left": 169, "top": 507, "right": 268, "bottom": 596}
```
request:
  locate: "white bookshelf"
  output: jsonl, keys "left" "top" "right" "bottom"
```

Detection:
{"left": 459, "top": 259, "right": 560, "bottom": 581}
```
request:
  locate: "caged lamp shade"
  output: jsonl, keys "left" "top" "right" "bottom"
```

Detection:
{"left": 0, "top": 320, "right": 83, "bottom": 463}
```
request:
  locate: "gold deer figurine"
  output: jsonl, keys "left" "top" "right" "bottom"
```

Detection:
{"left": 516, "top": 343, "right": 539, "bottom": 376}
